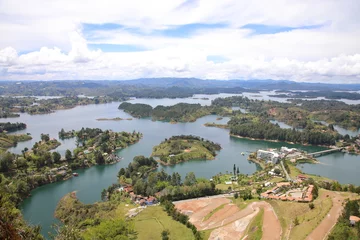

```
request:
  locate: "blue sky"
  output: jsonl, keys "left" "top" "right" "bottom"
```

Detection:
{"left": 0, "top": 0, "right": 359, "bottom": 82}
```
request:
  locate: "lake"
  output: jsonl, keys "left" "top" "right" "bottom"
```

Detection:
{"left": 0, "top": 93, "right": 358, "bottom": 238}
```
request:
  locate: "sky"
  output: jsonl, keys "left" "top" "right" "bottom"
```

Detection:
{"left": 0, "top": 0, "right": 360, "bottom": 83}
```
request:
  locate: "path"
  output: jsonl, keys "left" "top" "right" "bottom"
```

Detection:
{"left": 306, "top": 191, "right": 344, "bottom": 240}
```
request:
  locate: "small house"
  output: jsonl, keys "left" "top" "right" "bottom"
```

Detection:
{"left": 350, "top": 216, "right": 360, "bottom": 226}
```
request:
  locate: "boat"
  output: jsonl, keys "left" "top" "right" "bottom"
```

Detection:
{"left": 73, "top": 172, "right": 79, "bottom": 177}
{"left": 241, "top": 152, "right": 245, "bottom": 156}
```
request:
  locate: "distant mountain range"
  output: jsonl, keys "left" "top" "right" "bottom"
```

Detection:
{"left": 116, "top": 78, "right": 360, "bottom": 91}
{"left": 2, "top": 78, "right": 360, "bottom": 91}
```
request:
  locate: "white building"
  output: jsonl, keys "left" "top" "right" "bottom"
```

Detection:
{"left": 257, "top": 150, "right": 280, "bottom": 164}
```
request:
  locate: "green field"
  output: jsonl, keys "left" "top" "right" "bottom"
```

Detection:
{"left": 134, "top": 206, "right": 194, "bottom": 240}
{"left": 245, "top": 208, "right": 264, "bottom": 240}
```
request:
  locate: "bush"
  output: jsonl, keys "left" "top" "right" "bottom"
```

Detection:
{"left": 309, "top": 203, "right": 315, "bottom": 209}
{"left": 234, "top": 192, "right": 239, "bottom": 199}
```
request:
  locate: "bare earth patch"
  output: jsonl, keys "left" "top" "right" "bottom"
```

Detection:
{"left": 175, "top": 196, "right": 281, "bottom": 240}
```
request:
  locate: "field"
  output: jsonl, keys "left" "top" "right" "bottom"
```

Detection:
{"left": 268, "top": 189, "right": 358, "bottom": 240}
{"left": 174, "top": 196, "right": 281, "bottom": 240}
{"left": 133, "top": 206, "right": 194, "bottom": 240}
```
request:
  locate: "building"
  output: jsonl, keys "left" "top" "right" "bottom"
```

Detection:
{"left": 350, "top": 216, "right": 360, "bottom": 226}
{"left": 257, "top": 150, "right": 280, "bottom": 164}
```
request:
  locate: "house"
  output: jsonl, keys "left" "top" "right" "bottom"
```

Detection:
{"left": 350, "top": 216, "right": 360, "bottom": 225}
{"left": 297, "top": 174, "right": 307, "bottom": 181}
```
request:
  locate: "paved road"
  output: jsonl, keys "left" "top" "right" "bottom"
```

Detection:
{"left": 280, "top": 160, "right": 292, "bottom": 181}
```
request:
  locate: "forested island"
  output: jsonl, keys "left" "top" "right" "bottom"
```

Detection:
{"left": 152, "top": 135, "right": 221, "bottom": 165}
{"left": 119, "top": 102, "right": 230, "bottom": 122}
{"left": 0, "top": 122, "right": 26, "bottom": 133}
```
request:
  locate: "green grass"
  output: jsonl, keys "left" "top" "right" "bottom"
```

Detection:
{"left": 203, "top": 203, "right": 226, "bottom": 221}
{"left": 134, "top": 206, "right": 194, "bottom": 240}
{"left": 287, "top": 161, "right": 333, "bottom": 182}
{"left": 268, "top": 189, "right": 333, "bottom": 240}
{"left": 200, "top": 229, "right": 212, "bottom": 239}
{"left": 245, "top": 208, "right": 264, "bottom": 240}
{"left": 231, "top": 198, "right": 259, "bottom": 210}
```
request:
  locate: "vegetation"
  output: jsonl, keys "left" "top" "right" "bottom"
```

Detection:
{"left": 134, "top": 206, "right": 194, "bottom": 240}
{"left": 162, "top": 200, "right": 202, "bottom": 239}
{"left": 118, "top": 102, "right": 153, "bottom": 118}
{"left": 328, "top": 200, "right": 360, "bottom": 240}
{"left": 0, "top": 122, "right": 26, "bottom": 133}
{"left": 0, "top": 189, "right": 43, "bottom": 240}
{"left": 58, "top": 128, "right": 75, "bottom": 139}
{"left": 0, "top": 133, "right": 32, "bottom": 149}
{"left": 119, "top": 102, "right": 230, "bottom": 122}
{"left": 152, "top": 135, "right": 221, "bottom": 165}
{"left": 117, "top": 155, "right": 219, "bottom": 200}
{"left": 245, "top": 209, "right": 264, "bottom": 240}
{"left": 203, "top": 203, "right": 226, "bottom": 221}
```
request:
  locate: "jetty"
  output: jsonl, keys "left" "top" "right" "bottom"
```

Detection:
{"left": 307, "top": 148, "right": 343, "bottom": 157}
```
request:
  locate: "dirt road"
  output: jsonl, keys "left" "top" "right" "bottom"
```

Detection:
{"left": 306, "top": 191, "right": 343, "bottom": 240}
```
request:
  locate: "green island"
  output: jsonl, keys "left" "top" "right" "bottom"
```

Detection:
{"left": 151, "top": 135, "right": 221, "bottom": 165}
{"left": 119, "top": 102, "right": 231, "bottom": 122}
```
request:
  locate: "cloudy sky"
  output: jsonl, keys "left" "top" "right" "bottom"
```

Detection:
{"left": 0, "top": 0, "right": 360, "bottom": 82}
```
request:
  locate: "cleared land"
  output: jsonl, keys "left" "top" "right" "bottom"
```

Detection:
{"left": 133, "top": 205, "right": 194, "bottom": 240}
{"left": 175, "top": 196, "right": 281, "bottom": 240}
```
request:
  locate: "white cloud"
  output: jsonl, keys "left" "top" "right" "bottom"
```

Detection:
{"left": 0, "top": 0, "right": 359, "bottom": 82}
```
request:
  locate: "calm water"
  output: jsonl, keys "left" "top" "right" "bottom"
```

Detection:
{"left": 0, "top": 94, "right": 358, "bottom": 238}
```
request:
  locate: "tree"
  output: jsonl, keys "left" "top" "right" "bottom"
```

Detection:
{"left": 65, "top": 150, "right": 72, "bottom": 161}
{"left": 236, "top": 167, "right": 240, "bottom": 176}
{"left": 233, "top": 164, "right": 236, "bottom": 176}
{"left": 0, "top": 152, "right": 14, "bottom": 172}
{"left": 161, "top": 230, "right": 170, "bottom": 240}
{"left": 117, "top": 168, "right": 126, "bottom": 177}
{"left": 101, "top": 189, "right": 107, "bottom": 201}
{"left": 184, "top": 172, "right": 197, "bottom": 186}
{"left": 40, "top": 133, "right": 50, "bottom": 142}
{"left": 52, "top": 152, "right": 61, "bottom": 163}
{"left": 294, "top": 217, "right": 299, "bottom": 226}
{"left": 234, "top": 192, "right": 239, "bottom": 199}
{"left": 309, "top": 203, "right": 315, "bottom": 210}
{"left": 94, "top": 151, "right": 105, "bottom": 165}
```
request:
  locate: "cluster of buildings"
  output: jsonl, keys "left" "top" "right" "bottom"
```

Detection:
{"left": 261, "top": 182, "right": 314, "bottom": 202}
{"left": 256, "top": 147, "right": 306, "bottom": 164}
{"left": 48, "top": 165, "right": 69, "bottom": 178}
{"left": 119, "top": 186, "right": 158, "bottom": 206}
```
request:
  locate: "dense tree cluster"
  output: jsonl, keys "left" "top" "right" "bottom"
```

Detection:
{"left": 118, "top": 102, "right": 153, "bottom": 118}
{"left": 230, "top": 118, "right": 338, "bottom": 145}
{"left": 0, "top": 122, "right": 26, "bottom": 133}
